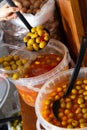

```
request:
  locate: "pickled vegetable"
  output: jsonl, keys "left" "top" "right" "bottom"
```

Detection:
{"left": 0, "top": 54, "right": 28, "bottom": 80}
{"left": 23, "top": 25, "right": 50, "bottom": 51}
{"left": 41, "top": 79, "right": 87, "bottom": 128}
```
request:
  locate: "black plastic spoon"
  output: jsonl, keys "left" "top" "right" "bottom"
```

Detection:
{"left": 0, "top": 115, "right": 22, "bottom": 123}
{"left": 52, "top": 36, "right": 87, "bottom": 120}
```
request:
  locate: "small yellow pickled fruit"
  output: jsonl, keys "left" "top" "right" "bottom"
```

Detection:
{"left": 8, "top": 55, "right": 14, "bottom": 60}
{"left": 10, "top": 61, "right": 15, "bottom": 65}
{"left": 13, "top": 55, "right": 20, "bottom": 61}
{"left": 27, "top": 39, "right": 35, "bottom": 45}
{"left": 31, "top": 27, "right": 36, "bottom": 33}
{"left": 16, "top": 60, "right": 23, "bottom": 66}
{"left": 44, "top": 34, "right": 49, "bottom": 41}
{"left": 39, "top": 41, "right": 46, "bottom": 48}
{"left": 33, "top": 43, "right": 39, "bottom": 51}
{"left": 0, "top": 57, "right": 4, "bottom": 64}
{"left": 3, "top": 61, "right": 9, "bottom": 67}
{"left": 24, "top": 25, "right": 50, "bottom": 51}
{"left": 27, "top": 45, "right": 34, "bottom": 51}
{"left": 36, "top": 25, "right": 43, "bottom": 30}
{"left": 27, "top": 32, "right": 32, "bottom": 37}
{"left": 31, "top": 33, "right": 38, "bottom": 39}
{"left": 36, "top": 37, "right": 40, "bottom": 43}
{"left": 11, "top": 64, "right": 18, "bottom": 70}
{"left": 12, "top": 73, "right": 19, "bottom": 80}
{"left": 37, "top": 29, "right": 43, "bottom": 36}
{"left": 22, "top": 59, "right": 28, "bottom": 64}
{"left": 4, "top": 66, "right": 12, "bottom": 70}
{"left": 6, "top": 56, "right": 12, "bottom": 62}
{"left": 23, "top": 36, "right": 29, "bottom": 42}
{"left": 3, "top": 57, "right": 8, "bottom": 61}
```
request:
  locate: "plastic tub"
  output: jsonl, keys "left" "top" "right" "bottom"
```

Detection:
{"left": 35, "top": 67, "right": 87, "bottom": 130}
{"left": 0, "top": 43, "right": 32, "bottom": 79}
{"left": 0, "top": 74, "right": 10, "bottom": 108}
{"left": 12, "top": 39, "right": 74, "bottom": 107}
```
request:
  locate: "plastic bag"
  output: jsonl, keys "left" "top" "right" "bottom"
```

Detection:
{"left": 10, "top": 0, "right": 55, "bottom": 27}
{"left": 1, "top": 0, "right": 64, "bottom": 45}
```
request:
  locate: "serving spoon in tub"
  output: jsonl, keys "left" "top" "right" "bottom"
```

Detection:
{"left": 6, "top": 0, "right": 50, "bottom": 51}
{"left": 52, "top": 36, "right": 87, "bottom": 121}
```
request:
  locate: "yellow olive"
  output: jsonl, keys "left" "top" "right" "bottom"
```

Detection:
{"left": 3, "top": 61, "right": 9, "bottom": 67}
{"left": 33, "top": 43, "right": 39, "bottom": 51}
{"left": 4, "top": 66, "right": 12, "bottom": 70}
{"left": 36, "top": 37, "right": 40, "bottom": 43}
{"left": 0, "top": 57, "right": 4, "bottom": 64}
{"left": 16, "top": 60, "right": 23, "bottom": 66}
{"left": 10, "top": 61, "right": 15, "bottom": 65}
{"left": 44, "top": 35, "right": 49, "bottom": 41}
{"left": 23, "top": 36, "right": 29, "bottom": 42}
{"left": 37, "top": 28, "right": 43, "bottom": 36}
{"left": 11, "top": 64, "right": 18, "bottom": 70}
{"left": 27, "top": 39, "right": 35, "bottom": 45}
{"left": 36, "top": 25, "right": 44, "bottom": 30}
{"left": 31, "top": 27, "right": 36, "bottom": 33}
{"left": 27, "top": 32, "right": 32, "bottom": 37}
{"left": 31, "top": 33, "right": 38, "bottom": 39}
{"left": 8, "top": 55, "right": 14, "bottom": 60}
{"left": 22, "top": 59, "right": 28, "bottom": 64}
{"left": 13, "top": 55, "right": 20, "bottom": 61}
{"left": 27, "top": 45, "right": 34, "bottom": 51}
{"left": 39, "top": 41, "right": 47, "bottom": 48}
{"left": 77, "top": 98, "right": 84, "bottom": 104}
{"left": 23, "top": 25, "right": 50, "bottom": 51}
{"left": 12, "top": 73, "right": 19, "bottom": 80}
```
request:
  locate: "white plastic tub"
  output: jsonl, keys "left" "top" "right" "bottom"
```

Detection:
{"left": 13, "top": 39, "right": 74, "bottom": 107}
{"left": 0, "top": 74, "right": 10, "bottom": 108}
{"left": 35, "top": 67, "right": 87, "bottom": 130}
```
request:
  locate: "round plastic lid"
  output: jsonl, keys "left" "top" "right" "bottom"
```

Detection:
{"left": 0, "top": 74, "right": 10, "bottom": 108}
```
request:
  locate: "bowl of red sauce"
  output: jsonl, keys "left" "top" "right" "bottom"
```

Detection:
{"left": 12, "top": 39, "right": 73, "bottom": 107}
{"left": 35, "top": 67, "right": 87, "bottom": 130}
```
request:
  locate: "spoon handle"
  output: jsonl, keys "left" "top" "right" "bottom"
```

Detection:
{"left": 6, "top": 0, "right": 32, "bottom": 31}
{"left": 0, "top": 115, "right": 22, "bottom": 123}
{"left": 64, "top": 36, "right": 87, "bottom": 97}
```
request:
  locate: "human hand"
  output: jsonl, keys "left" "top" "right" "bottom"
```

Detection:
{"left": 0, "top": 0, "right": 22, "bottom": 21}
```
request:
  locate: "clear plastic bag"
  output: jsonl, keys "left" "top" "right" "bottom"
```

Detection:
{"left": 1, "top": 0, "right": 64, "bottom": 45}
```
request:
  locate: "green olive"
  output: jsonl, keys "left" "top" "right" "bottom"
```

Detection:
{"left": 0, "top": 57, "right": 4, "bottom": 64}
{"left": 11, "top": 64, "right": 18, "bottom": 70}
{"left": 4, "top": 66, "right": 12, "bottom": 70}
{"left": 39, "top": 41, "right": 46, "bottom": 48}
{"left": 31, "top": 27, "right": 36, "bottom": 33}
{"left": 3, "top": 61, "right": 9, "bottom": 67}
{"left": 33, "top": 43, "right": 39, "bottom": 51}
{"left": 12, "top": 73, "right": 19, "bottom": 80}
{"left": 27, "top": 45, "right": 34, "bottom": 51}
{"left": 27, "top": 39, "right": 35, "bottom": 46}
{"left": 36, "top": 37, "right": 40, "bottom": 43}
{"left": 37, "top": 29, "right": 43, "bottom": 36}
{"left": 23, "top": 36, "right": 29, "bottom": 42}
{"left": 13, "top": 55, "right": 20, "bottom": 61}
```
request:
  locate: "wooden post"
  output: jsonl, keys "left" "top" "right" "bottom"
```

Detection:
{"left": 55, "top": 0, "right": 85, "bottom": 61}
{"left": 19, "top": 95, "right": 37, "bottom": 130}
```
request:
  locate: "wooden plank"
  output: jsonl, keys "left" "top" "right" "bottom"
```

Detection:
{"left": 19, "top": 95, "right": 37, "bottom": 130}
{"left": 79, "top": 0, "right": 87, "bottom": 35}
{"left": 56, "top": 0, "right": 85, "bottom": 61}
